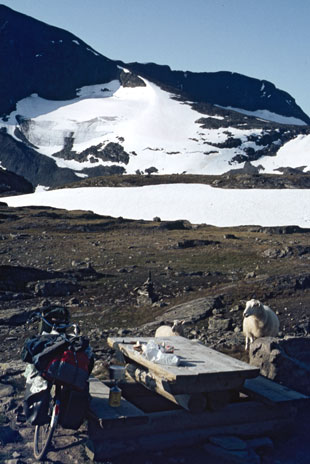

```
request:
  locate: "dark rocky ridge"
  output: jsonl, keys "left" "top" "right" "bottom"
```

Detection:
{"left": 51, "top": 171, "right": 310, "bottom": 191}
{"left": 0, "top": 130, "right": 126, "bottom": 188}
{"left": 0, "top": 167, "right": 33, "bottom": 196}
{"left": 117, "top": 61, "right": 310, "bottom": 125}
{"left": 53, "top": 139, "right": 130, "bottom": 164}
{"left": 0, "top": 5, "right": 120, "bottom": 117}
{"left": 1, "top": 3, "right": 307, "bottom": 124}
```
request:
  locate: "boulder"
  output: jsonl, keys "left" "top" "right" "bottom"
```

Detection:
{"left": 162, "top": 296, "right": 223, "bottom": 324}
{"left": 176, "top": 239, "right": 219, "bottom": 249}
{"left": 159, "top": 220, "right": 192, "bottom": 230}
{"left": 0, "top": 307, "right": 31, "bottom": 326}
{"left": 0, "top": 425, "right": 22, "bottom": 445}
{"left": 249, "top": 337, "right": 310, "bottom": 395}
{"left": 27, "top": 278, "right": 80, "bottom": 297}
{"left": 208, "top": 316, "right": 233, "bottom": 332}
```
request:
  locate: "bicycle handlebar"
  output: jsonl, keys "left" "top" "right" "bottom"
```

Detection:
{"left": 27, "top": 311, "right": 80, "bottom": 335}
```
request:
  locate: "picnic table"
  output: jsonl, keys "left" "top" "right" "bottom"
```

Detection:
{"left": 86, "top": 337, "right": 309, "bottom": 460}
{"left": 108, "top": 336, "right": 260, "bottom": 412}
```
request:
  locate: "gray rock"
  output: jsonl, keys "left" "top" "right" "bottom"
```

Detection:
{"left": 0, "top": 307, "right": 31, "bottom": 326}
{"left": 0, "top": 383, "right": 14, "bottom": 397}
{"left": 209, "top": 435, "right": 247, "bottom": 450}
{"left": 162, "top": 296, "right": 223, "bottom": 324}
{"left": 1, "top": 397, "right": 16, "bottom": 412}
{"left": 0, "top": 425, "right": 22, "bottom": 445}
{"left": 224, "top": 234, "right": 237, "bottom": 239}
{"left": 249, "top": 336, "right": 310, "bottom": 395}
{"left": 0, "top": 360, "right": 25, "bottom": 377}
{"left": 208, "top": 317, "right": 232, "bottom": 332}
{"left": 27, "top": 278, "right": 80, "bottom": 297}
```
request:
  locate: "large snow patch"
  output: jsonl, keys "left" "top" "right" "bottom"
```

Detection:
{"left": 2, "top": 184, "right": 310, "bottom": 227}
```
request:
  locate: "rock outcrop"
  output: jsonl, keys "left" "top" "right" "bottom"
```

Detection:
{"left": 249, "top": 337, "right": 310, "bottom": 395}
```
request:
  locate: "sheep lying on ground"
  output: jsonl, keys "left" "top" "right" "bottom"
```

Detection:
{"left": 243, "top": 299, "right": 279, "bottom": 350}
{"left": 155, "top": 320, "right": 185, "bottom": 337}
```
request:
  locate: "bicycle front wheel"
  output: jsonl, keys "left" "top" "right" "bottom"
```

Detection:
{"left": 33, "top": 395, "right": 59, "bottom": 460}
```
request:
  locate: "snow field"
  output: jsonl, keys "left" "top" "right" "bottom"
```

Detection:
{"left": 2, "top": 79, "right": 309, "bottom": 175}
{"left": 2, "top": 183, "right": 310, "bottom": 227}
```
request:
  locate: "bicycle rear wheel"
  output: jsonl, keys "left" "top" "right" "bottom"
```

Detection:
{"left": 33, "top": 387, "right": 59, "bottom": 460}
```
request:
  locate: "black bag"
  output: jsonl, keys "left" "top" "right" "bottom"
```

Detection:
{"left": 42, "top": 336, "right": 93, "bottom": 391}
{"left": 58, "top": 388, "right": 90, "bottom": 430}
{"left": 23, "top": 385, "right": 51, "bottom": 426}
{"left": 21, "top": 334, "right": 68, "bottom": 372}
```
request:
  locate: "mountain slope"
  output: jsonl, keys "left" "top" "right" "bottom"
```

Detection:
{"left": 0, "top": 5, "right": 119, "bottom": 116}
{"left": 116, "top": 61, "right": 310, "bottom": 125}
{"left": 0, "top": 5, "right": 309, "bottom": 188}
{"left": 2, "top": 78, "right": 310, "bottom": 187}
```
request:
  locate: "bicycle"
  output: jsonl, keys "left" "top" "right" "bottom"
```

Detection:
{"left": 24, "top": 311, "right": 89, "bottom": 461}
{"left": 33, "top": 382, "right": 61, "bottom": 460}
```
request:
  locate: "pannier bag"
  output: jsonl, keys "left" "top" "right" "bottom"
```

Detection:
{"left": 43, "top": 349, "right": 90, "bottom": 391}
{"left": 23, "top": 385, "right": 51, "bottom": 426}
{"left": 21, "top": 334, "right": 68, "bottom": 371}
{"left": 59, "top": 388, "right": 90, "bottom": 430}
{"left": 22, "top": 334, "right": 93, "bottom": 391}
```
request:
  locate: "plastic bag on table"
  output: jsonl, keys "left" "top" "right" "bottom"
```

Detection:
{"left": 143, "top": 340, "right": 180, "bottom": 366}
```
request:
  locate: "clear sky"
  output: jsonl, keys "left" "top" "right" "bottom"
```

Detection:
{"left": 1, "top": 0, "right": 310, "bottom": 116}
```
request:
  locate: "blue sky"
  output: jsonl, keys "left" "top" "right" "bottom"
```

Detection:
{"left": 2, "top": 0, "right": 310, "bottom": 116}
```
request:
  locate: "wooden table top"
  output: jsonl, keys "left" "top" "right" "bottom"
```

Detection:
{"left": 108, "top": 336, "right": 259, "bottom": 394}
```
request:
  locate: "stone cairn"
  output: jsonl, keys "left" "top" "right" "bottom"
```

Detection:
{"left": 135, "top": 272, "right": 158, "bottom": 306}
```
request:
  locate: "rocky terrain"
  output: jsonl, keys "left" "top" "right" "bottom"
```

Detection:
{"left": 0, "top": 173, "right": 310, "bottom": 463}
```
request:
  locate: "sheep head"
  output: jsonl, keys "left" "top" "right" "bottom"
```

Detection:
{"left": 243, "top": 299, "right": 264, "bottom": 318}
{"left": 171, "top": 319, "right": 185, "bottom": 335}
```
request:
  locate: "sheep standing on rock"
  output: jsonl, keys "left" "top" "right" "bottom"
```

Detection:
{"left": 243, "top": 299, "right": 279, "bottom": 350}
{"left": 155, "top": 320, "right": 185, "bottom": 337}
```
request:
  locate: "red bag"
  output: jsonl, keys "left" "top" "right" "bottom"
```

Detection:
{"left": 43, "top": 349, "right": 90, "bottom": 391}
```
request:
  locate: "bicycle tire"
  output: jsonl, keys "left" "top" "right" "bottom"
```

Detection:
{"left": 33, "top": 389, "right": 59, "bottom": 461}
{"left": 33, "top": 418, "right": 57, "bottom": 461}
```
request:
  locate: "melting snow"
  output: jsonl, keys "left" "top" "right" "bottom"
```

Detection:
{"left": 0, "top": 78, "right": 309, "bottom": 175}
{"left": 2, "top": 184, "right": 310, "bottom": 227}
{"left": 217, "top": 106, "right": 306, "bottom": 126}
{"left": 253, "top": 134, "right": 310, "bottom": 173}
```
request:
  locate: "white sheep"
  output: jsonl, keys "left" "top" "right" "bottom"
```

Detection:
{"left": 243, "top": 299, "right": 279, "bottom": 350}
{"left": 155, "top": 320, "right": 185, "bottom": 337}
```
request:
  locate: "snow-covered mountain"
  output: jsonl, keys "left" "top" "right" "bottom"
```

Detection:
{"left": 0, "top": 4, "right": 310, "bottom": 188}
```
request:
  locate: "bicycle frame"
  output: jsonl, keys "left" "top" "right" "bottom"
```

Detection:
{"left": 29, "top": 312, "right": 81, "bottom": 461}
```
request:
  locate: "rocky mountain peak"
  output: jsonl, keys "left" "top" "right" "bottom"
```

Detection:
{"left": 117, "top": 61, "right": 310, "bottom": 125}
{"left": 0, "top": 4, "right": 120, "bottom": 117}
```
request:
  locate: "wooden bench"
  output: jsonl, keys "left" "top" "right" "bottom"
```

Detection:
{"left": 86, "top": 375, "right": 308, "bottom": 461}
{"left": 242, "top": 375, "right": 309, "bottom": 406}
{"left": 87, "top": 377, "right": 147, "bottom": 428}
